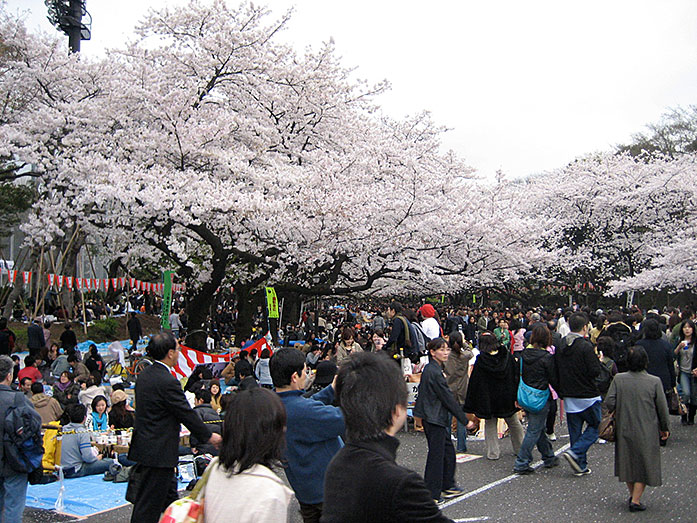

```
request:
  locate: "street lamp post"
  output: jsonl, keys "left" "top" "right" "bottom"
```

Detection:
{"left": 45, "top": 0, "right": 92, "bottom": 54}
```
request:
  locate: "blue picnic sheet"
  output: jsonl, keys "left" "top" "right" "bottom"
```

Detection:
{"left": 26, "top": 472, "right": 188, "bottom": 518}
{"left": 26, "top": 475, "right": 129, "bottom": 518}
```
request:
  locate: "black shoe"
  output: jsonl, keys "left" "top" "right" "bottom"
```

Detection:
{"left": 629, "top": 502, "right": 647, "bottom": 512}
{"left": 514, "top": 467, "right": 535, "bottom": 475}
{"left": 544, "top": 457, "right": 560, "bottom": 468}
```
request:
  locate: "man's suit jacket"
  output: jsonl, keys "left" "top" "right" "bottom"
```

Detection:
{"left": 128, "top": 361, "right": 211, "bottom": 468}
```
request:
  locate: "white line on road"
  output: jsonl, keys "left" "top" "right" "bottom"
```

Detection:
{"left": 441, "top": 443, "right": 572, "bottom": 510}
{"left": 452, "top": 517, "right": 490, "bottom": 522}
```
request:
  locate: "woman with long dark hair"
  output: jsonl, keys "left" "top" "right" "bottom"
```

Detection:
{"left": 513, "top": 325, "right": 558, "bottom": 474}
{"left": 464, "top": 332, "right": 524, "bottom": 460}
{"left": 674, "top": 319, "right": 697, "bottom": 424}
{"left": 204, "top": 388, "right": 292, "bottom": 522}
{"left": 444, "top": 331, "right": 473, "bottom": 455}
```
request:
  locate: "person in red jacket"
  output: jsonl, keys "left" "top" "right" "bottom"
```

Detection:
{"left": 17, "top": 355, "right": 42, "bottom": 384}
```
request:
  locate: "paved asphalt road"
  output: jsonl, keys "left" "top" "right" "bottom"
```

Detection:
{"left": 23, "top": 415, "right": 696, "bottom": 523}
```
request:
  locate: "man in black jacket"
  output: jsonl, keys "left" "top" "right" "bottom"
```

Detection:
{"left": 383, "top": 302, "right": 409, "bottom": 358}
{"left": 127, "top": 333, "right": 221, "bottom": 523}
{"left": 555, "top": 312, "right": 602, "bottom": 477}
{"left": 27, "top": 318, "right": 45, "bottom": 358}
{"left": 191, "top": 389, "right": 222, "bottom": 456}
{"left": 126, "top": 313, "right": 142, "bottom": 352}
{"left": 322, "top": 352, "right": 451, "bottom": 522}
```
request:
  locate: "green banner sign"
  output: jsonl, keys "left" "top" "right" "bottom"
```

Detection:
{"left": 265, "top": 286, "right": 279, "bottom": 318}
{"left": 161, "top": 270, "right": 174, "bottom": 330}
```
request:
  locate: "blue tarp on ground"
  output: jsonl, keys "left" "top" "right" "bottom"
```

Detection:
{"left": 26, "top": 474, "right": 188, "bottom": 518}
{"left": 26, "top": 475, "right": 129, "bottom": 518}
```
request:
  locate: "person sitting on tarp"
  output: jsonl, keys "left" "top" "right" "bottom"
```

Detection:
{"left": 61, "top": 404, "right": 120, "bottom": 478}
{"left": 191, "top": 389, "right": 222, "bottom": 456}
{"left": 30, "top": 382, "right": 63, "bottom": 424}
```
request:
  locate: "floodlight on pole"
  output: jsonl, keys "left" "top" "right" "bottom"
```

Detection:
{"left": 45, "top": 0, "right": 92, "bottom": 53}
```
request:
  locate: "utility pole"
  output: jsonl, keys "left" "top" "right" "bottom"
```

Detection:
{"left": 45, "top": 0, "right": 92, "bottom": 54}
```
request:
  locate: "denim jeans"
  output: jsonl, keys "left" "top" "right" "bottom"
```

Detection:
{"left": 0, "top": 471, "right": 28, "bottom": 523}
{"left": 65, "top": 458, "right": 114, "bottom": 478}
{"left": 566, "top": 400, "right": 601, "bottom": 471}
{"left": 454, "top": 406, "right": 468, "bottom": 452}
{"left": 514, "top": 401, "right": 555, "bottom": 471}
{"left": 679, "top": 371, "right": 697, "bottom": 404}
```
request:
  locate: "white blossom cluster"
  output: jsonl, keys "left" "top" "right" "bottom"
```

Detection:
{"left": 2, "top": 1, "right": 693, "bottom": 304}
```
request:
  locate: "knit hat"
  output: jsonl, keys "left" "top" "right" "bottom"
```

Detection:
{"left": 419, "top": 304, "right": 437, "bottom": 319}
{"left": 111, "top": 389, "right": 128, "bottom": 404}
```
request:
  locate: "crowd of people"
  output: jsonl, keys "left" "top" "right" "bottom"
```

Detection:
{"left": 0, "top": 300, "right": 695, "bottom": 522}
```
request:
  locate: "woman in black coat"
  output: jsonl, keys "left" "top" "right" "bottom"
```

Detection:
{"left": 413, "top": 338, "right": 470, "bottom": 502}
{"left": 636, "top": 319, "right": 677, "bottom": 415}
{"left": 464, "top": 332, "right": 524, "bottom": 460}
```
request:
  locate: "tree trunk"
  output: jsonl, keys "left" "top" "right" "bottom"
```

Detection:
{"left": 2, "top": 280, "right": 24, "bottom": 320}
{"left": 59, "top": 231, "right": 85, "bottom": 319}
{"left": 184, "top": 254, "right": 230, "bottom": 350}
{"left": 281, "top": 291, "right": 301, "bottom": 328}
{"left": 234, "top": 285, "right": 258, "bottom": 344}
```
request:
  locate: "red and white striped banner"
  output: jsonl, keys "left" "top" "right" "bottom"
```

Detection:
{"left": 22, "top": 271, "right": 32, "bottom": 285}
{"left": 112, "top": 278, "right": 119, "bottom": 289}
{"left": 8, "top": 270, "right": 17, "bottom": 284}
{"left": 47, "top": 274, "right": 55, "bottom": 287}
{"left": 173, "top": 345, "right": 231, "bottom": 379}
{"left": 119, "top": 277, "right": 125, "bottom": 288}
{"left": 65, "top": 276, "right": 73, "bottom": 291}
{"left": 103, "top": 278, "right": 109, "bottom": 291}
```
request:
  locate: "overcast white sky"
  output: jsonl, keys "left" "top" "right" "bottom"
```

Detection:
{"left": 7, "top": 0, "right": 697, "bottom": 180}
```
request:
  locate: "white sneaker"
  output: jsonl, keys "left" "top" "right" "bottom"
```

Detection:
{"left": 597, "top": 438, "right": 607, "bottom": 444}
{"left": 547, "top": 433, "right": 557, "bottom": 441}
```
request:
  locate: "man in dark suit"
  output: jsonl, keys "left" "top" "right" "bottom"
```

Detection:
{"left": 126, "top": 313, "right": 143, "bottom": 352}
{"left": 127, "top": 332, "right": 221, "bottom": 523}
{"left": 26, "top": 318, "right": 45, "bottom": 358}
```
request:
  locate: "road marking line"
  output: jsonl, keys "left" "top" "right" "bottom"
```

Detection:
{"left": 441, "top": 442, "right": 571, "bottom": 510}
{"left": 453, "top": 517, "right": 490, "bottom": 522}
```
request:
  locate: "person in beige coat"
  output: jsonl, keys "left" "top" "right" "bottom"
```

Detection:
{"left": 604, "top": 345, "right": 670, "bottom": 513}
{"left": 444, "top": 331, "right": 473, "bottom": 454}
{"left": 334, "top": 327, "right": 363, "bottom": 364}
{"left": 30, "top": 382, "right": 63, "bottom": 424}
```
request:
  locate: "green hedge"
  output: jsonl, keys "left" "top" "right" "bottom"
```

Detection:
{"left": 88, "top": 318, "right": 119, "bottom": 342}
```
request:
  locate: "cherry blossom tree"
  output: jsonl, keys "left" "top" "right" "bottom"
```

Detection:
{"left": 0, "top": 1, "right": 556, "bottom": 337}
{"left": 523, "top": 152, "right": 696, "bottom": 300}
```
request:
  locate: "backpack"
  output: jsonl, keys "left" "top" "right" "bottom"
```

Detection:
{"left": 4, "top": 391, "right": 44, "bottom": 474}
{"left": 604, "top": 323, "right": 636, "bottom": 373}
{"left": 411, "top": 323, "right": 430, "bottom": 355}
{"left": 595, "top": 358, "right": 614, "bottom": 395}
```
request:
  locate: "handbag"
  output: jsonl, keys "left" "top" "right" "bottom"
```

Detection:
{"left": 516, "top": 358, "right": 550, "bottom": 413}
{"left": 598, "top": 412, "right": 615, "bottom": 442}
{"left": 158, "top": 457, "right": 217, "bottom": 523}
{"left": 666, "top": 388, "right": 687, "bottom": 416}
